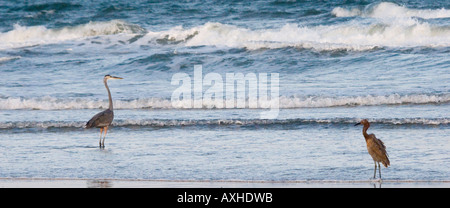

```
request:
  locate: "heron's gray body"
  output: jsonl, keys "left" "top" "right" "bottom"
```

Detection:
{"left": 85, "top": 109, "right": 114, "bottom": 129}
{"left": 84, "top": 75, "right": 122, "bottom": 147}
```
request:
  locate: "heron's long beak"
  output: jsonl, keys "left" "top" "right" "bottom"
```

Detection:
{"left": 354, "top": 122, "right": 361, "bottom": 126}
{"left": 111, "top": 76, "right": 123, "bottom": 80}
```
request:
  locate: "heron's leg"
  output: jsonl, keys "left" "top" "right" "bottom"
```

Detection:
{"left": 102, "top": 126, "right": 108, "bottom": 147}
{"left": 373, "top": 161, "right": 377, "bottom": 179}
{"left": 378, "top": 162, "right": 382, "bottom": 179}
{"left": 99, "top": 128, "right": 104, "bottom": 147}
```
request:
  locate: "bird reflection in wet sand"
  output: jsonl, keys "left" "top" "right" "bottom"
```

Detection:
{"left": 87, "top": 179, "right": 112, "bottom": 188}
{"left": 84, "top": 75, "right": 123, "bottom": 148}
{"left": 372, "top": 182, "right": 382, "bottom": 188}
{"left": 355, "top": 119, "right": 390, "bottom": 180}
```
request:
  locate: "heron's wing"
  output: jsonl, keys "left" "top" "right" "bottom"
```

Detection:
{"left": 84, "top": 109, "right": 113, "bottom": 128}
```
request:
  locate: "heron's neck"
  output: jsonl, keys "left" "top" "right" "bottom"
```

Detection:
{"left": 104, "top": 80, "right": 113, "bottom": 110}
{"left": 362, "top": 124, "right": 370, "bottom": 138}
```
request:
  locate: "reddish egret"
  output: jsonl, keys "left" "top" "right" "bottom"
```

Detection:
{"left": 355, "top": 119, "right": 390, "bottom": 179}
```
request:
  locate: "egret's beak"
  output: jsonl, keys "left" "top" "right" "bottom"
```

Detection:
{"left": 111, "top": 76, "right": 123, "bottom": 80}
{"left": 354, "top": 122, "right": 361, "bottom": 126}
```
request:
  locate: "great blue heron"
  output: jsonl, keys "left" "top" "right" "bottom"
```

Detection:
{"left": 355, "top": 119, "right": 390, "bottom": 179}
{"left": 85, "top": 75, "right": 123, "bottom": 148}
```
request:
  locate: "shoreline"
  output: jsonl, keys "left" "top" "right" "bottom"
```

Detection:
{"left": 1, "top": 177, "right": 448, "bottom": 188}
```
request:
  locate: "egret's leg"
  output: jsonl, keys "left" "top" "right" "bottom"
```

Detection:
{"left": 373, "top": 161, "right": 377, "bottom": 179}
{"left": 378, "top": 162, "right": 382, "bottom": 179}
{"left": 102, "top": 126, "right": 108, "bottom": 147}
{"left": 99, "top": 128, "right": 104, "bottom": 147}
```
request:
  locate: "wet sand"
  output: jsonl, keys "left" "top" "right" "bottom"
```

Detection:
{"left": 0, "top": 178, "right": 448, "bottom": 188}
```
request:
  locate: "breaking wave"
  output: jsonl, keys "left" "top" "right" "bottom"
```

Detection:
{"left": 0, "top": 56, "right": 21, "bottom": 62}
{"left": 0, "top": 94, "right": 448, "bottom": 110}
{"left": 278, "top": 94, "right": 450, "bottom": 108}
{"left": 139, "top": 3, "right": 450, "bottom": 50}
{"left": 0, "top": 20, "right": 146, "bottom": 50}
{"left": 332, "top": 2, "right": 450, "bottom": 19}
{"left": 143, "top": 20, "right": 450, "bottom": 51}
{"left": 0, "top": 117, "right": 447, "bottom": 129}
{"left": 1, "top": 4, "right": 449, "bottom": 52}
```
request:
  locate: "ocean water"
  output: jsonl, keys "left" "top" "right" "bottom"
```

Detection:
{"left": 0, "top": 0, "right": 449, "bottom": 181}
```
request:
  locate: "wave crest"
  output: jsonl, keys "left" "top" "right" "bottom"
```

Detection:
{"left": 1, "top": 118, "right": 447, "bottom": 129}
{"left": 279, "top": 94, "right": 450, "bottom": 108}
{"left": 332, "top": 2, "right": 450, "bottom": 19}
{"left": 1, "top": 94, "right": 448, "bottom": 110}
{"left": 1, "top": 6, "right": 449, "bottom": 52}
{"left": 0, "top": 20, "right": 146, "bottom": 50}
{"left": 144, "top": 20, "right": 450, "bottom": 50}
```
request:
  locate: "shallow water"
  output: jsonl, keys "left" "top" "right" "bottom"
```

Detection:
{"left": 0, "top": 107, "right": 448, "bottom": 181}
{"left": 0, "top": 0, "right": 449, "bottom": 181}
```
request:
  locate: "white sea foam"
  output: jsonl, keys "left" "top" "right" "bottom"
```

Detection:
{"left": 0, "top": 56, "right": 21, "bottom": 62}
{"left": 143, "top": 19, "right": 450, "bottom": 51}
{"left": 1, "top": 7, "right": 448, "bottom": 52}
{"left": 332, "top": 2, "right": 450, "bottom": 19}
{"left": 278, "top": 94, "right": 450, "bottom": 108}
{"left": 1, "top": 94, "right": 448, "bottom": 110}
{"left": 139, "top": 2, "right": 450, "bottom": 50}
{"left": 0, "top": 20, "right": 145, "bottom": 50}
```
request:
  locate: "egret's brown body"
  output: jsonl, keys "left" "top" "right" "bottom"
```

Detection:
{"left": 85, "top": 75, "right": 123, "bottom": 148}
{"left": 355, "top": 119, "right": 390, "bottom": 179}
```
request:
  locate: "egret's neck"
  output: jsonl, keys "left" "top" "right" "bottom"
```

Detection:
{"left": 104, "top": 79, "right": 113, "bottom": 110}
{"left": 362, "top": 124, "right": 370, "bottom": 138}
